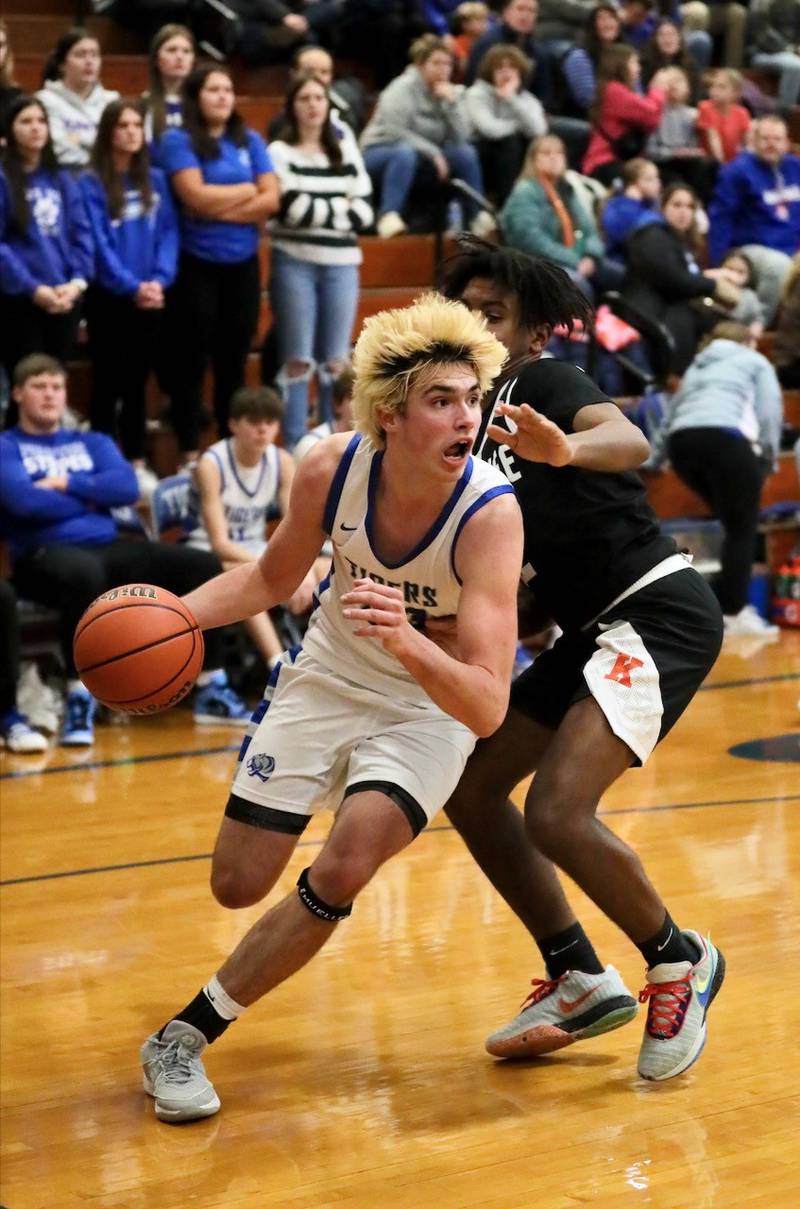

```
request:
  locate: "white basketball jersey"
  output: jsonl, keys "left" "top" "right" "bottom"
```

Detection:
{"left": 301, "top": 434, "right": 515, "bottom": 706}
{"left": 186, "top": 439, "right": 281, "bottom": 552}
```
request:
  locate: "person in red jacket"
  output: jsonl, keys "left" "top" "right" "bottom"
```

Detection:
{"left": 582, "top": 43, "right": 667, "bottom": 187}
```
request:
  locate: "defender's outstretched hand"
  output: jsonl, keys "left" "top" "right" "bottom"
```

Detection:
{"left": 487, "top": 402, "right": 574, "bottom": 467}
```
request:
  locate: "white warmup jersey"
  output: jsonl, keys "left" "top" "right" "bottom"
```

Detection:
{"left": 186, "top": 438, "right": 281, "bottom": 554}
{"left": 301, "top": 433, "right": 515, "bottom": 706}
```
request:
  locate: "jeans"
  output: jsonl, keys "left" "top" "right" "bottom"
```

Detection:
{"left": 363, "top": 141, "right": 485, "bottom": 220}
{"left": 751, "top": 52, "right": 800, "bottom": 109}
{"left": 269, "top": 246, "right": 359, "bottom": 450}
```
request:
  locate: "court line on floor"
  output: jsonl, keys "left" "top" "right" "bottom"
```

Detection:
{"left": 3, "top": 670, "right": 798, "bottom": 783}
{"left": 700, "top": 671, "right": 800, "bottom": 692}
{"left": 2, "top": 793, "right": 797, "bottom": 887}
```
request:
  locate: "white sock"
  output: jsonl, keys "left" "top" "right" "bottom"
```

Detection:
{"left": 203, "top": 974, "right": 245, "bottom": 1022}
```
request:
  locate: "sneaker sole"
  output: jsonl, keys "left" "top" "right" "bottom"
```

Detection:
{"left": 193, "top": 714, "right": 248, "bottom": 726}
{"left": 638, "top": 948, "right": 726, "bottom": 1082}
{"left": 143, "top": 1074, "right": 221, "bottom": 1122}
{"left": 486, "top": 998, "right": 639, "bottom": 1059}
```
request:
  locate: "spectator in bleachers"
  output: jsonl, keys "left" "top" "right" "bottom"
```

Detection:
{"left": 643, "top": 66, "right": 717, "bottom": 201}
{"left": 142, "top": 23, "right": 196, "bottom": 148}
{"left": 267, "top": 44, "right": 367, "bottom": 140}
{"left": 267, "top": 71, "right": 373, "bottom": 450}
{"left": 464, "top": 44, "right": 547, "bottom": 207}
{"left": 361, "top": 35, "right": 493, "bottom": 240}
{"left": 450, "top": 4, "right": 492, "bottom": 80}
{"left": 619, "top": 1, "right": 711, "bottom": 70}
{"left": 562, "top": 4, "right": 625, "bottom": 117}
{"left": 773, "top": 253, "right": 800, "bottom": 388}
{"left": 36, "top": 29, "right": 119, "bottom": 169}
{"left": 696, "top": 68, "right": 751, "bottom": 164}
{"left": 158, "top": 64, "right": 279, "bottom": 463}
{"left": 0, "top": 580, "right": 48, "bottom": 754}
{"left": 681, "top": 0, "right": 747, "bottom": 70}
{"left": 647, "top": 320, "right": 783, "bottom": 637}
{"left": 501, "top": 133, "right": 623, "bottom": 299}
{"left": 601, "top": 156, "right": 662, "bottom": 262}
{"left": 583, "top": 44, "right": 667, "bottom": 187}
{"left": 641, "top": 18, "right": 701, "bottom": 103}
{"left": 623, "top": 181, "right": 740, "bottom": 373}
{"left": 719, "top": 249, "right": 766, "bottom": 334}
{"left": 293, "top": 361, "right": 354, "bottom": 460}
{"left": 0, "top": 96, "right": 92, "bottom": 389}
{"left": 0, "top": 20, "right": 23, "bottom": 144}
{"left": 707, "top": 115, "right": 800, "bottom": 324}
{"left": 185, "top": 385, "right": 315, "bottom": 670}
{"left": 749, "top": 0, "right": 800, "bottom": 110}
{"left": 231, "top": 1, "right": 341, "bottom": 66}
{"left": 0, "top": 354, "right": 250, "bottom": 746}
{"left": 79, "top": 99, "right": 179, "bottom": 499}
{"left": 465, "top": 0, "right": 551, "bottom": 96}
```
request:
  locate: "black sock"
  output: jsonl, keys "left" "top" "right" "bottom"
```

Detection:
{"left": 160, "top": 989, "right": 232, "bottom": 1045}
{"left": 638, "top": 912, "right": 696, "bottom": 969}
{"left": 537, "top": 922, "right": 605, "bottom": 979}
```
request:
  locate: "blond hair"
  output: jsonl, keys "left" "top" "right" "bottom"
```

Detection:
{"left": 352, "top": 293, "right": 507, "bottom": 448}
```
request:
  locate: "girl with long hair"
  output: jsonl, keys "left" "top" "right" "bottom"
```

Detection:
{"left": 142, "top": 23, "right": 196, "bottom": 148}
{"left": 583, "top": 44, "right": 667, "bottom": 187}
{"left": 36, "top": 28, "right": 118, "bottom": 167}
{"left": 268, "top": 71, "right": 373, "bottom": 450}
{"left": 623, "top": 182, "right": 739, "bottom": 372}
{"left": 158, "top": 64, "right": 279, "bottom": 462}
{"left": 0, "top": 94, "right": 92, "bottom": 384}
{"left": 79, "top": 99, "right": 178, "bottom": 491}
{"left": 562, "top": 4, "right": 624, "bottom": 116}
{"left": 501, "top": 133, "right": 622, "bottom": 300}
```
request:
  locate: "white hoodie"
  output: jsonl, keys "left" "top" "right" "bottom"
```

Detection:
{"left": 36, "top": 79, "right": 120, "bottom": 167}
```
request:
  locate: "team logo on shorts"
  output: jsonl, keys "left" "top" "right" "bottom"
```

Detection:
{"left": 246, "top": 753, "right": 275, "bottom": 783}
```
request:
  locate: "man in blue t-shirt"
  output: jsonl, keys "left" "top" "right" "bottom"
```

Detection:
{"left": 0, "top": 354, "right": 250, "bottom": 745}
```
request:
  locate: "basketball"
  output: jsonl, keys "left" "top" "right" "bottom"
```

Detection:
{"left": 73, "top": 584, "right": 204, "bottom": 714}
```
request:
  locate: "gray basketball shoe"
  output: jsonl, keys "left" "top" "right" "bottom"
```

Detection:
{"left": 141, "top": 1020, "right": 221, "bottom": 1122}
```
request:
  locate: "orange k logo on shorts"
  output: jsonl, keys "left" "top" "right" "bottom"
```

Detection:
{"left": 604, "top": 653, "right": 644, "bottom": 688}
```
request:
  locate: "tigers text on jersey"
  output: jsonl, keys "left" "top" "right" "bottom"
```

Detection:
{"left": 185, "top": 438, "right": 281, "bottom": 553}
{"left": 301, "top": 433, "right": 515, "bottom": 707}
{"left": 476, "top": 358, "right": 676, "bottom": 632}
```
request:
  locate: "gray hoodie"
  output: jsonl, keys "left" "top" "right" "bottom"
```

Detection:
{"left": 36, "top": 79, "right": 120, "bottom": 167}
{"left": 360, "top": 67, "right": 470, "bottom": 162}
{"left": 650, "top": 338, "right": 784, "bottom": 467}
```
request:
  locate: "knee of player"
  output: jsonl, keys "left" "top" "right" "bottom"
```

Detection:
{"left": 309, "top": 851, "right": 374, "bottom": 906}
{"left": 523, "top": 788, "right": 573, "bottom": 855}
{"left": 210, "top": 863, "right": 266, "bottom": 910}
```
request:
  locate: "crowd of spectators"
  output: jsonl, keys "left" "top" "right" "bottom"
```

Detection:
{"left": 1, "top": 0, "right": 799, "bottom": 752}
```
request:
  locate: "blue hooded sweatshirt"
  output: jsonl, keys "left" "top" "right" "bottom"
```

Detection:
{"left": 602, "top": 195, "right": 661, "bottom": 263}
{"left": 0, "top": 427, "right": 138, "bottom": 560}
{"left": 79, "top": 166, "right": 179, "bottom": 295}
{"left": 0, "top": 166, "right": 94, "bottom": 295}
{"left": 708, "top": 150, "right": 800, "bottom": 264}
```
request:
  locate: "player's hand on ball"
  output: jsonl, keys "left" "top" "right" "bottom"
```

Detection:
{"left": 488, "top": 402, "right": 574, "bottom": 468}
{"left": 342, "top": 580, "right": 412, "bottom": 654}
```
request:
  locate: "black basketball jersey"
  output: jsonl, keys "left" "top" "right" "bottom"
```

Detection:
{"left": 476, "top": 357, "right": 677, "bottom": 631}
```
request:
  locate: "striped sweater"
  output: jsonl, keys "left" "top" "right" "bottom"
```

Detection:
{"left": 268, "top": 137, "right": 374, "bottom": 266}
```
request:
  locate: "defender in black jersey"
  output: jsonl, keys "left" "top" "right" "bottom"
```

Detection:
{"left": 440, "top": 240, "right": 725, "bottom": 1082}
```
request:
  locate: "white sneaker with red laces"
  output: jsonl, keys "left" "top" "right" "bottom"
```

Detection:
{"left": 485, "top": 965, "right": 638, "bottom": 1059}
{"left": 637, "top": 930, "right": 726, "bottom": 1081}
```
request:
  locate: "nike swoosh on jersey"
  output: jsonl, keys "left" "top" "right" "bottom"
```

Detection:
{"left": 340, "top": 523, "right": 358, "bottom": 531}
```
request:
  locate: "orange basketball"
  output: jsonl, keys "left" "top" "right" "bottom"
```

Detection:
{"left": 73, "top": 584, "right": 204, "bottom": 714}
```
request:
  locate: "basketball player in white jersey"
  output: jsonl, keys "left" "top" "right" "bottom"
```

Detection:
{"left": 139, "top": 294, "right": 524, "bottom": 1123}
{"left": 186, "top": 386, "right": 319, "bottom": 669}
